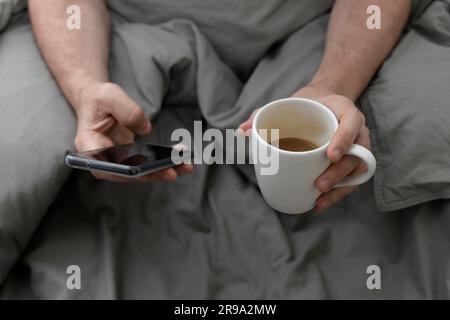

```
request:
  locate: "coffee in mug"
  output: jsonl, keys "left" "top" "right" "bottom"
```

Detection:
{"left": 271, "top": 137, "right": 318, "bottom": 152}
{"left": 252, "top": 98, "right": 376, "bottom": 214}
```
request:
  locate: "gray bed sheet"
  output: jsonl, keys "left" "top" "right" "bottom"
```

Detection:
{"left": 0, "top": 2, "right": 450, "bottom": 299}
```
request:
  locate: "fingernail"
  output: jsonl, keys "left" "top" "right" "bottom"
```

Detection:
{"left": 318, "top": 179, "right": 332, "bottom": 192}
{"left": 141, "top": 120, "right": 150, "bottom": 132}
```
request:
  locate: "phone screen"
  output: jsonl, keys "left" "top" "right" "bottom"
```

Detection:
{"left": 76, "top": 143, "right": 175, "bottom": 166}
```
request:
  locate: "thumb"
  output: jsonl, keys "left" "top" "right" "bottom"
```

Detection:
{"left": 75, "top": 130, "right": 114, "bottom": 152}
{"left": 238, "top": 108, "right": 259, "bottom": 134}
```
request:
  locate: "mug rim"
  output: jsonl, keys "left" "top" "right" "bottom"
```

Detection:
{"left": 252, "top": 97, "right": 339, "bottom": 156}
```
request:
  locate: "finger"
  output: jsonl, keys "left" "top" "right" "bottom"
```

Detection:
{"left": 135, "top": 172, "right": 166, "bottom": 182}
{"left": 315, "top": 158, "right": 369, "bottom": 213}
{"left": 352, "top": 126, "right": 370, "bottom": 172}
{"left": 138, "top": 167, "right": 178, "bottom": 182}
{"left": 160, "top": 168, "right": 178, "bottom": 181}
{"left": 316, "top": 155, "right": 361, "bottom": 192}
{"left": 89, "top": 116, "right": 115, "bottom": 133}
{"left": 357, "top": 125, "right": 371, "bottom": 149}
{"left": 328, "top": 109, "right": 364, "bottom": 162}
{"left": 316, "top": 123, "right": 372, "bottom": 192}
{"left": 103, "top": 84, "right": 151, "bottom": 136}
{"left": 315, "top": 186, "right": 357, "bottom": 213}
{"left": 91, "top": 170, "right": 132, "bottom": 182}
{"left": 108, "top": 126, "right": 135, "bottom": 148}
{"left": 75, "top": 130, "right": 114, "bottom": 152}
{"left": 174, "top": 163, "right": 194, "bottom": 176}
{"left": 137, "top": 164, "right": 193, "bottom": 183}
{"left": 238, "top": 108, "right": 260, "bottom": 133}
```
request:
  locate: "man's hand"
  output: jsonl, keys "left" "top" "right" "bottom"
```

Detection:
{"left": 74, "top": 82, "right": 193, "bottom": 182}
{"left": 29, "top": 1, "right": 192, "bottom": 183}
{"left": 238, "top": 84, "right": 370, "bottom": 213}
{"left": 75, "top": 82, "right": 150, "bottom": 151}
{"left": 239, "top": 0, "right": 410, "bottom": 212}
{"left": 292, "top": 85, "right": 370, "bottom": 213}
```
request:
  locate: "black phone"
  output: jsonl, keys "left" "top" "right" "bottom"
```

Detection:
{"left": 65, "top": 143, "right": 190, "bottom": 178}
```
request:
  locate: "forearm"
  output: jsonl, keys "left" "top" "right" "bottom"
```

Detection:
{"left": 29, "top": 0, "right": 111, "bottom": 112}
{"left": 310, "top": 0, "right": 411, "bottom": 101}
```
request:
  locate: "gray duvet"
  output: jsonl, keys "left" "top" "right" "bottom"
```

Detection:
{"left": 1, "top": 0, "right": 450, "bottom": 299}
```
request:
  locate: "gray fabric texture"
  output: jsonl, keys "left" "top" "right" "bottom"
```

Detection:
{"left": 360, "top": 0, "right": 450, "bottom": 211}
{"left": 0, "top": 0, "right": 26, "bottom": 32}
{"left": 106, "top": 0, "right": 335, "bottom": 80}
{"left": 0, "top": 16, "right": 76, "bottom": 283}
{"left": 0, "top": 1, "right": 449, "bottom": 298}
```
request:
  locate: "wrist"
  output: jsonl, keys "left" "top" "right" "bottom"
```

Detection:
{"left": 59, "top": 73, "right": 108, "bottom": 114}
{"left": 308, "top": 70, "right": 361, "bottom": 101}
{"left": 293, "top": 80, "right": 342, "bottom": 101}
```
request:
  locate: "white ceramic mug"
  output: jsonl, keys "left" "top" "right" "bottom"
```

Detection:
{"left": 252, "top": 98, "right": 376, "bottom": 214}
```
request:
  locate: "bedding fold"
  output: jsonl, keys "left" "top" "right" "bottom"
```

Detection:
{"left": 0, "top": 1, "right": 450, "bottom": 298}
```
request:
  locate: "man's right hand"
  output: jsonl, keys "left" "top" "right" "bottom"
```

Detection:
{"left": 73, "top": 82, "right": 193, "bottom": 182}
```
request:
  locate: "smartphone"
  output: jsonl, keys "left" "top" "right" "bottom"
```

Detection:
{"left": 65, "top": 143, "right": 190, "bottom": 178}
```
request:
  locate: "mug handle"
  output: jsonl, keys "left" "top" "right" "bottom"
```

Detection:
{"left": 333, "top": 144, "right": 377, "bottom": 188}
